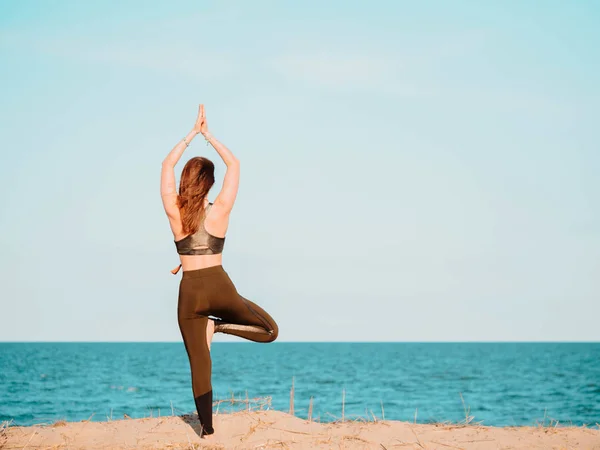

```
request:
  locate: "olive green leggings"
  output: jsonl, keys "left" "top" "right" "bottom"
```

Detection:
{"left": 177, "top": 264, "right": 278, "bottom": 435}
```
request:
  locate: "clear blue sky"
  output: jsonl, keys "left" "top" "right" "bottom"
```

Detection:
{"left": 0, "top": 0, "right": 598, "bottom": 342}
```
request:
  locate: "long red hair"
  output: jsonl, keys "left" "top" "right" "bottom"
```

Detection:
{"left": 177, "top": 156, "right": 215, "bottom": 235}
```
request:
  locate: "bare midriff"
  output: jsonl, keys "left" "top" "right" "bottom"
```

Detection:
{"left": 179, "top": 253, "right": 223, "bottom": 271}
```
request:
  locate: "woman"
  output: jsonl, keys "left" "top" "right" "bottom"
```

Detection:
{"left": 160, "top": 104, "right": 279, "bottom": 438}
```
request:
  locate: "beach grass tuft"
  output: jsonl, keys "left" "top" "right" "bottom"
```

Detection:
{"left": 1, "top": 419, "right": 13, "bottom": 448}
{"left": 50, "top": 419, "right": 68, "bottom": 427}
{"left": 458, "top": 392, "right": 481, "bottom": 426}
{"left": 535, "top": 408, "right": 561, "bottom": 428}
{"left": 212, "top": 394, "right": 272, "bottom": 414}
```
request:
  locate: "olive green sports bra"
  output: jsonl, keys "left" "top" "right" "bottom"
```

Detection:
{"left": 171, "top": 202, "right": 226, "bottom": 274}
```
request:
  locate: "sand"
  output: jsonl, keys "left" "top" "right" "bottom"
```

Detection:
{"left": 2, "top": 410, "right": 599, "bottom": 449}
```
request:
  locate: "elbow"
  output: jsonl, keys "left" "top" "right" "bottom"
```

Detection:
{"left": 162, "top": 158, "right": 175, "bottom": 168}
{"left": 227, "top": 157, "right": 240, "bottom": 167}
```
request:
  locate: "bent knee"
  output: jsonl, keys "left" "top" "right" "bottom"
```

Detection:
{"left": 266, "top": 322, "right": 279, "bottom": 342}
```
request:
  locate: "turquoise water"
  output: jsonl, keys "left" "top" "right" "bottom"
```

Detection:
{"left": 1, "top": 343, "right": 598, "bottom": 427}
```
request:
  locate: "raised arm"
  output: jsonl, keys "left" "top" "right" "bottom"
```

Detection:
{"left": 160, "top": 106, "right": 203, "bottom": 220}
{"left": 199, "top": 105, "right": 240, "bottom": 214}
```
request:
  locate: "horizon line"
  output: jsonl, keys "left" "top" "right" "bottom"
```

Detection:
{"left": 1, "top": 340, "right": 599, "bottom": 344}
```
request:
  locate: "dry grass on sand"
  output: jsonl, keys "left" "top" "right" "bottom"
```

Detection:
{"left": 3, "top": 409, "right": 600, "bottom": 450}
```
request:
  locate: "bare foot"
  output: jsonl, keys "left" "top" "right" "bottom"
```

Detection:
{"left": 206, "top": 318, "right": 215, "bottom": 351}
{"left": 202, "top": 433, "right": 214, "bottom": 439}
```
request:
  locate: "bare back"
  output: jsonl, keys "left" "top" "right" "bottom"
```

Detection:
{"left": 169, "top": 201, "right": 232, "bottom": 271}
{"left": 160, "top": 104, "right": 241, "bottom": 272}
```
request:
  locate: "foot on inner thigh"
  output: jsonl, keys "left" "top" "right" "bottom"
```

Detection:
{"left": 206, "top": 318, "right": 215, "bottom": 351}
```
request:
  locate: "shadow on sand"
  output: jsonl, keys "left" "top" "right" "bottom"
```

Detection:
{"left": 177, "top": 413, "right": 206, "bottom": 440}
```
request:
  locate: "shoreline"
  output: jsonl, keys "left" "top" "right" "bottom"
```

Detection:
{"left": 3, "top": 410, "right": 599, "bottom": 449}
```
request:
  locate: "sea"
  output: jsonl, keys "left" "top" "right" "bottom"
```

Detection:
{"left": 1, "top": 342, "right": 599, "bottom": 427}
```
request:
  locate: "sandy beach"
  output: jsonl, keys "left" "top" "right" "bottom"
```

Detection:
{"left": 3, "top": 410, "right": 599, "bottom": 449}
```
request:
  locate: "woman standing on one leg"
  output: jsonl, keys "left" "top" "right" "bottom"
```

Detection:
{"left": 160, "top": 104, "right": 279, "bottom": 438}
